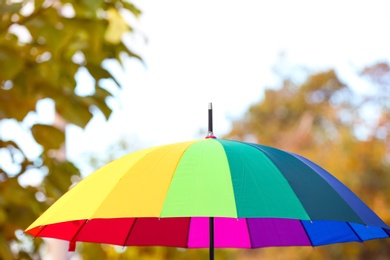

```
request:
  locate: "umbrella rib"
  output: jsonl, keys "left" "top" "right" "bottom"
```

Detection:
{"left": 33, "top": 225, "right": 47, "bottom": 240}
{"left": 245, "top": 218, "right": 254, "bottom": 249}
{"left": 184, "top": 217, "right": 191, "bottom": 248}
{"left": 299, "top": 220, "right": 314, "bottom": 247}
{"left": 346, "top": 222, "right": 364, "bottom": 243}
{"left": 68, "top": 219, "right": 88, "bottom": 250}
{"left": 122, "top": 218, "right": 138, "bottom": 247}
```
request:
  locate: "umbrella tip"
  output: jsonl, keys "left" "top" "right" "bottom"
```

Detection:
{"left": 208, "top": 102, "right": 212, "bottom": 109}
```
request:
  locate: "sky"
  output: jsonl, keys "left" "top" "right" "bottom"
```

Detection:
{"left": 61, "top": 0, "right": 390, "bottom": 174}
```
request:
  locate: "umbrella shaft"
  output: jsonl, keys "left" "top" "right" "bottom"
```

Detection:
{"left": 209, "top": 217, "right": 214, "bottom": 260}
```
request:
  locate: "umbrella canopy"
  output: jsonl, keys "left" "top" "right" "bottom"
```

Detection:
{"left": 26, "top": 138, "right": 390, "bottom": 251}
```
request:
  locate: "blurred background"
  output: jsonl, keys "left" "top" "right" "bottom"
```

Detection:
{"left": 0, "top": 0, "right": 389, "bottom": 259}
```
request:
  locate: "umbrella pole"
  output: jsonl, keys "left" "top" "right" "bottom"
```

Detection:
{"left": 207, "top": 103, "right": 215, "bottom": 260}
{"left": 210, "top": 217, "right": 214, "bottom": 260}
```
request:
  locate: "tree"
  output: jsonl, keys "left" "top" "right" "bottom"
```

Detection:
{"left": 0, "top": 0, "right": 141, "bottom": 258}
{"left": 225, "top": 62, "right": 390, "bottom": 259}
{"left": 79, "top": 62, "right": 390, "bottom": 260}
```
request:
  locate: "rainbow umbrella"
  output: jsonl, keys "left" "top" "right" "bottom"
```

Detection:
{"left": 26, "top": 104, "right": 390, "bottom": 259}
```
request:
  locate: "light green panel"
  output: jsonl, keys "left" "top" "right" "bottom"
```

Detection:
{"left": 160, "top": 139, "right": 237, "bottom": 217}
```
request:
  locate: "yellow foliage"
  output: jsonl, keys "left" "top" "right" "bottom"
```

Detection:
{"left": 105, "top": 8, "right": 129, "bottom": 44}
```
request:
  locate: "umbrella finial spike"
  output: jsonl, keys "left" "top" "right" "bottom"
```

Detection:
{"left": 206, "top": 102, "right": 216, "bottom": 139}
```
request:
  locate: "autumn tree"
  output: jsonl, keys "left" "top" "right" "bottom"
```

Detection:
{"left": 74, "top": 62, "right": 390, "bottom": 260}
{"left": 225, "top": 62, "right": 390, "bottom": 259}
{"left": 0, "top": 0, "right": 141, "bottom": 258}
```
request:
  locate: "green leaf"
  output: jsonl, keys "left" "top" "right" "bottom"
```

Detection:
{"left": 0, "top": 88, "right": 37, "bottom": 121}
{"left": 90, "top": 86, "right": 113, "bottom": 119}
{"left": 0, "top": 3, "right": 22, "bottom": 15}
{"left": 0, "top": 208, "right": 6, "bottom": 225}
{"left": 114, "top": 41, "right": 142, "bottom": 63}
{"left": 0, "top": 140, "right": 21, "bottom": 150}
{"left": 122, "top": 1, "right": 142, "bottom": 17}
{"left": 31, "top": 124, "right": 65, "bottom": 150}
{"left": 0, "top": 47, "right": 25, "bottom": 81}
{"left": 85, "top": 63, "right": 111, "bottom": 80}
{"left": 80, "top": 0, "right": 103, "bottom": 11}
{"left": 34, "top": 0, "right": 45, "bottom": 10}
{"left": 43, "top": 159, "right": 79, "bottom": 198}
{"left": 55, "top": 96, "right": 93, "bottom": 128}
{"left": 0, "top": 235, "right": 14, "bottom": 260}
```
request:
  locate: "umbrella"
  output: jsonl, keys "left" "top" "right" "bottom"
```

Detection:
{"left": 26, "top": 104, "right": 390, "bottom": 259}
